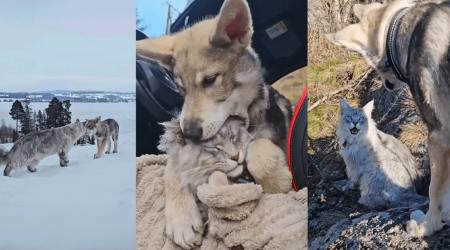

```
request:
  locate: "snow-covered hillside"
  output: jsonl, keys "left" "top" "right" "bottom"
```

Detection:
{"left": 0, "top": 91, "right": 135, "bottom": 103}
{"left": 0, "top": 103, "right": 136, "bottom": 250}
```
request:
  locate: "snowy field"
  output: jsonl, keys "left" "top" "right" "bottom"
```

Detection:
{"left": 0, "top": 103, "right": 136, "bottom": 250}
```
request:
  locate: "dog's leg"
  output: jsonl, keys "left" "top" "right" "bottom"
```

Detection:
{"left": 105, "top": 137, "right": 111, "bottom": 154}
{"left": 164, "top": 161, "right": 204, "bottom": 249}
{"left": 246, "top": 138, "right": 293, "bottom": 193}
{"left": 3, "top": 162, "right": 16, "bottom": 177}
{"left": 27, "top": 159, "right": 39, "bottom": 172}
{"left": 96, "top": 138, "right": 101, "bottom": 149}
{"left": 59, "top": 152, "right": 68, "bottom": 167}
{"left": 94, "top": 139, "right": 107, "bottom": 159}
{"left": 407, "top": 132, "right": 450, "bottom": 237}
{"left": 113, "top": 134, "right": 118, "bottom": 153}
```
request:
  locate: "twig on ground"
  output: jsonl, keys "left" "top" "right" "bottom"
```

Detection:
{"left": 308, "top": 69, "right": 373, "bottom": 112}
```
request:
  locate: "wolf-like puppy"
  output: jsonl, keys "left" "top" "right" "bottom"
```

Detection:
{"left": 325, "top": 0, "right": 450, "bottom": 237}
{"left": 85, "top": 116, "right": 119, "bottom": 159}
{"left": 0, "top": 119, "right": 91, "bottom": 176}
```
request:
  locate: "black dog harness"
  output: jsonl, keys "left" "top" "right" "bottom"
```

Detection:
{"left": 385, "top": 7, "right": 410, "bottom": 84}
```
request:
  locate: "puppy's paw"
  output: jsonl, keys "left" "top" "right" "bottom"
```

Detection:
{"left": 166, "top": 211, "right": 204, "bottom": 249}
{"left": 94, "top": 154, "right": 100, "bottom": 159}
{"left": 406, "top": 219, "right": 423, "bottom": 237}
{"left": 105, "top": 151, "right": 110, "bottom": 154}
{"left": 113, "top": 150, "right": 118, "bottom": 153}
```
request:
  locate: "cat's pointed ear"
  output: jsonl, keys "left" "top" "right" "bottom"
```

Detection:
{"left": 340, "top": 98, "right": 350, "bottom": 112}
{"left": 363, "top": 100, "right": 374, "bottom": 116}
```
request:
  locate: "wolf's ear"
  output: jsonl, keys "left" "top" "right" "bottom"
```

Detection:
{"left": 325, "top": 24, "right": 367, "bottom": 53}
{"left": 363, "top": 100, "right": 374, "bottom": 116}
{"left": 76, "top": 118, "right": 80, "bottom": 123}
{"left": 136, "top": 35, "right": 176, "bottom": 69}
{"left": 353, "top": 4, "right": 365, "bottom": 20}
{"left": 210, "top": 0, "right": 253, "bottom": 49}
{"left": 340, "top": 98, "right": 350, "bottom": 112}
{"left": 95, "top": 116, "right": 101, "bottom": 123}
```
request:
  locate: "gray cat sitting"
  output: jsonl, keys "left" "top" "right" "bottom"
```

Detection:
{"left": 337, "top": 99, "right": 427, "bottom": 209}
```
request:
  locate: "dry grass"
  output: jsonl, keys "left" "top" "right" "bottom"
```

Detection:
{"left": 272, "top": 67, "right": 307, "bottom": 109}
{"left": 400, "top": 121, "right": 427, "bottom": 153}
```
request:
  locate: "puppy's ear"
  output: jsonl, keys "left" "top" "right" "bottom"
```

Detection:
{"left": 340, "top": 98, "right": 350, "bottom": 112}
{"left": 325, "top": 24, "right": 367, "bottom": 53}
{"left": 136, "top": 35, "right": 176, "bottom": 69}
{"left": 95, "top": 116, "right": 101, "bottom": 123}
{"left": 210, "top": 0, "right": 253, "bottom": 49}
{"left": 363, "top": 100, "right": 374, "bottom": 117}
{"left": 353, "top": 4, "right": 365, "bottom": 20}
{"left": 75, "top": 118, "right": 80, "bottom": 123}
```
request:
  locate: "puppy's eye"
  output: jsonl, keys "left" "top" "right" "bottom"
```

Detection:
{"left": 216, "top": 145, "right": 224, "bottom": 150}
{"left": 231, "top": 136, "right": 237, "bottom": 143}
{"left": 203, "top": 75, "right": 217, "bottom": 88}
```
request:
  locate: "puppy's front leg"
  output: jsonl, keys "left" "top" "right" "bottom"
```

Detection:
{"left": 164, "top": 160, "right": 204, "bottom": 249}
{"left": 246, "top": 138, "right": 293, "bottom": 193}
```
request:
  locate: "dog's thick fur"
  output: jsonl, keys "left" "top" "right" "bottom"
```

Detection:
{"left": 86, "top": 116, "right": 119, "bottom": 159}
{"left": 137, "top": 0, "right": 293, "bottom": 247}
{"left": 338, "top": 99, "right": 427, "bottom": 209}
{"left": 0, "top": 119, "right": 91, "bottom": 176}
{"left": 326, "top": 0, "right": 450, "bottom": 237}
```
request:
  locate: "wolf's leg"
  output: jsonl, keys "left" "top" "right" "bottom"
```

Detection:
{"left": 112, "top": 134, "right": 118, "bottom": 153}
{"left": 407, "top": 132, "right": 450, "bottom": 237}
{"left": 164, "top": 161, "right": 204, "bottom": 249}
{"left": 96, "top": 138, "right": 101, "bottom": 149}
{"left": 27, "top": 159, "right": 39, "bottom": 172}
{"left": 94, "top": 139, "right": 107, "bottom": 159}
{"left": 246, "top": 138, "right": 292, "bottom": 193}
{"left": 105, "top": 137, "right": 111, "bottom": 154}
{"left": 3, "top": 162, "right": 17, "bottom": 177}
{"left": 59, "top": 152, "right": 68, "bottom": 167}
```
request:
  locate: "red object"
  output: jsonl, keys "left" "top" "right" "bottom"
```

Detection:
{"left": 287, "top": 85, "right": 308, "bottom": 192}
{"left": 225, "top": 13, "right": 247, "bottom": 41}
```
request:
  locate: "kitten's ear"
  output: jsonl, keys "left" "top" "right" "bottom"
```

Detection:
{"left": 340, "top": 98, "right": 350, "bottom": 112}
{"left": 363, "top": 100, "right": 374, "bottom": 116}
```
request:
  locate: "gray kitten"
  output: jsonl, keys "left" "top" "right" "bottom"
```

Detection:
{"left": 337, "top": 99, "right": 427, "bottom": 209}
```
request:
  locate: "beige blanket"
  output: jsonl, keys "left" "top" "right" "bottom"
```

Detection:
{"left": 136, "top": 154, "right": 307, "bottom": 250}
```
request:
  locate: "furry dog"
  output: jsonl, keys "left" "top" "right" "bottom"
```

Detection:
{"left": 85, "top": 116, "right": 119, "bottom": 159}
{"left": 1, "top": 119, "right": 91, "bottom": 176}
{"left": 158, "top": 115, "right": 292, "bottom": 249}
{"left": 338, "top": 99, "right": 427, "bottom": 209}
{"left": 326, "top": 0, "right": 450, "bottom": 237}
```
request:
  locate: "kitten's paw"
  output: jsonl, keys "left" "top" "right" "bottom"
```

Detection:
{"left": 166, "top": 212, "right": 204, "bottom": 249}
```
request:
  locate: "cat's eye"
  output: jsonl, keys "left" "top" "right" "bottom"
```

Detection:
{"left": 346, "top": 115, "right": 352, "bottom": 120}
{"left": 359, "top": 117, "right": 365, "bottom": 121}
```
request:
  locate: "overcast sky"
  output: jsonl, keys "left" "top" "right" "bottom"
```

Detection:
{"left": 0, "top": 0, "right": 135, "bottom": 92}
{"left": 136, "top": 0, "right": 187, "bottom": 37}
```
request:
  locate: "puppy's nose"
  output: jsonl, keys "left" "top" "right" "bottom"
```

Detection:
{"left": 183, "top": 121, "right": 203, "bottom": 140}
{"left": 231, "top": 152, "right": 239, "bottom": 162}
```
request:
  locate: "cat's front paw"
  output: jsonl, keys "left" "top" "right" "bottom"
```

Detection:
{"left": 165, "top": 211, "right": 204, "bottom": 249}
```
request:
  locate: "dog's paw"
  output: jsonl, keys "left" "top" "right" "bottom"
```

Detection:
{"left": 60, "top": 163, "right": 68, "bottom": 167}
{"left": 94, "top": 154, "right": 99, "bottom": 159}
{"left": 113, "top": 150, "right": 117, "bottom": 153}
{"left": 105, "top": 151, "right": 110, "bottom": 154}
{"left": 406, "top": 219, "right": 424, "bottom": 237}
{"left": 166, "top": 211, "right": 204, "bottom": 249}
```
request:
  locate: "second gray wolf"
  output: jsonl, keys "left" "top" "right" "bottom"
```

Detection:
{"left": 85, "top": 116, "right": 119, "bottom": 159}
{"left": 326, "top": 0, "right": 450, "bottom": 237}
{"left": 1, "top": 119, "right": 95, "bottom": 177}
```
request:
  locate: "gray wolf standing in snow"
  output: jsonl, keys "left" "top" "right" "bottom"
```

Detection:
{"left": 136, "top": 0, "right": 294, "bottom": 247}
{"left": 1, "top": 119, "right": 91, "bottom": 177}
{"left": 326, "top": 0, "right": 450, "bottom": 237}
{"left": 337, "top": 99, "right": 427, "bottom": 209}
{"left": 85, "top": 116, "right": 119, "bottom": 159}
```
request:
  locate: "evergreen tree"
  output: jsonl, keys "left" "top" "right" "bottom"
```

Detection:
{"left": 62, "top": 100, "right": 72, "bottom": 125}
{"left": 9, "top": 100, "right": 25, "bottom": 141}
{"left": 46, "top": 97, "right": 64, "bottom": 129}
{"left": 21, "top": 96, "right": 34, "bottom": 135}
